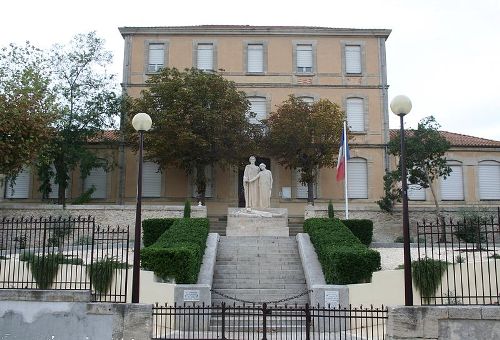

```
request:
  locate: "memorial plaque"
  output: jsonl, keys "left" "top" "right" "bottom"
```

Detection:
{"left": 183, "top": 290, "right": 200, "bottom": 302}
{"left": 325, "top": 290, "right": 339, "bottom": 307}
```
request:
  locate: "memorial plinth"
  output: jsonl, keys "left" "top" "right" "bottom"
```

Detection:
{"left": 226, "top": 208, "right": 289, "bottom": 236}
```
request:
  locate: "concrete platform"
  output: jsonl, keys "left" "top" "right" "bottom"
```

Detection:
{"left": 226, "top": 208, "right": 289, "bottom": 236}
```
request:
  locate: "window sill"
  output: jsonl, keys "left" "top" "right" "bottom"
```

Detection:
{"left": 295, "top": 72, "right": 315, "bottom": 76}
{"left": 345, "top": 73, "right": 363, "bottom": 77}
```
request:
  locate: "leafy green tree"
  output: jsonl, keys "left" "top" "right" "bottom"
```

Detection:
{"left": 378, "top": 116, "right": 451, "bottom": 220}
{"left": 37, "top": 32, "right": 121, "bottom": 204}
{"left": 126, "top": 67, "right": 258, "bottom": 204}
{"left": 0, "top": 42, "right": 56, "bottom": 179}
{"left": 265, "top": 95, "right": 345, "bottom": 204}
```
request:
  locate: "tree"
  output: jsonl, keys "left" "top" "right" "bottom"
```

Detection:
{"left": 378, "top": 116, "right": 451, "bottom": 220}
{"left": 37, "top": 32, "right": 121, "bottom": 204}
{"left": 265, "top": 95, "right": 345, "bottom": 204}
{"left": 0, "top": 42, "right": 56, "bottom": 179}
{"left": 126, "top": 67, "right": 259, "bottom": 204}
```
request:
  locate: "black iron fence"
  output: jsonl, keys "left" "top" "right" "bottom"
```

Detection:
{"left": 416, "top": 208, "right": 500, "bottom": 305}
{"left": 153, "top": 303, "right": 388, "bottom": 340}
{"left": 0, "top": 216, "right": 130, "bottom": 302}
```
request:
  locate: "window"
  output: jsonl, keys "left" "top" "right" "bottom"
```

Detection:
{"left": 408, "top": 184, "right": 426, "bottom": 201}
{"left": 440, "top": 163, "right": 464, "bottom": 200}
{"left": 84, "top": 167, "right": 107, "bottom": 199}
{"left": 148, "top": 43, "right": 165, "bottom": 73}
{"left": 197, "top": 43, "right": 214, "bottom": 71}
{"left": 346, "top": 98, "right": 365, "bottom": 132}
{"left": 295, "top": 168, "right": 317, "bottom": 199}
{"left": 247, "top": 44, "right": 264, "bottom": 73}
{"left": 192, "top": 166, "right": 214, "bottom": 198}
{"left": 299, "top": 96, "right": 314, "bottom": 105}
{"left": 296, "top": 44, "right": 313, "bottom": 73}
{"left": 48, "top": 165, "right": 68, "bottom": 199}
{"left": 347, "top": 158, "right": 368, "bottom": 199}
{"left": 478, "top": 161, "right": 500, "bottom": 200}
{"left": 345, "top": 45, "right": 362, "bottom": 74}
{"left": 5, "top": 167, "right": 30, "bottom": 199}
{"left": 142, "top": 162, "right": 162, "bottom": 198}
{"left": 247, "top": 97, "right": 267, "bottom": 124}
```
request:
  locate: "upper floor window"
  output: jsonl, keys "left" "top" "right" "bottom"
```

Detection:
{"left": 296, "top": 44, "right": 313, "bottom": 73}
{"left": 247, "top": 44, "right": 264, "bottom": 73}
{"left": 346, "top": 97, "right": 365, "bottom": 132}
{"left": 478, "top": 160, "right": 500, "bottom": 200}
{"left": 345, "top": 45, "right": 362, "bottom": 74}
{"left": 440, "top": 162, "right": 464, "bottom": 200}
{"left": 247, "top": 97, "right": 267, "bottom": 124}
{"left": 197, "top": 43, "right": 214, "bottom": 71}
{"left": 148, "top": 43, "right": 165, "bottom": 73}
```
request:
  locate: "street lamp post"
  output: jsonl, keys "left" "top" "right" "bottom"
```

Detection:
{"left": 131, "top": 112, "right": 152, "bottom": 303}
{"left": 390, "top": 95, "right": 413, "bottom": 306}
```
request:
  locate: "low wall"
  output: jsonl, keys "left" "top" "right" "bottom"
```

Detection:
{"left": 0, "top": 289, "right": 152, "bottom": 340}
{"left": 387, "top": 305, "right": 500, "bottom": 340}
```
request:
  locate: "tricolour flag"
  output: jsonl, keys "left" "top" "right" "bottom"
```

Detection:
{"left": 336, "top": 127, "right": 350, "bottom": 182}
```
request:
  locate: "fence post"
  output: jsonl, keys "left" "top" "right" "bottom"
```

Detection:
{"left": 221, "top": 302, "right": 226, "bottom": 340}
{"left": 262, "top": 303, "right": 267, "bottom": 340}
{"left": 305, "top": 303, "right": 311, "bottom": 340}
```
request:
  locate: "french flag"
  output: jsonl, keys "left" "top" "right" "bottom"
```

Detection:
{"left": 336, "top": 127, "right": 350, "bottom": 182}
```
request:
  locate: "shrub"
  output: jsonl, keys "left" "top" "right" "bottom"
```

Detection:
{"left": 304, "top": 218, "right": 381, "bottom": 284}
{"left": 72, "top": 186, "right": 96, "bottom": 205}
{"left": 25, "top": 254, "right": 61, "bottom": 289}
{"left": 88, "top": 258, "right": 130, "bottom": 294}
{"left": 184, "top": 200, "right": 192, "bottom": 218}
{"left": 141, "top": 218, "right": 209, "bottom": 283}
{"left": 454, "top": 206, "right": 492, "bottom": 244}
{"left": 341, "top": 219, "right": 373, "bottom": 246}
{"left": 394, "top": 235, "right": 415, "bottom": 243}
{"left": 142, "top": 218, "right": 177, "bottom": 247}
{"left": 328, "top": 200, "right": 334, "bottom": 219}
{"left": 412, "top": 257, "right": 448, "bottom": 304}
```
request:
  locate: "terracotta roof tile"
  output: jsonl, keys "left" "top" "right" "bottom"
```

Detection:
{"left": 88, "top": 130, "right": 120, "bottom": 143}
{"left": 389, "top": 129, "right": 500, "bottom": 147}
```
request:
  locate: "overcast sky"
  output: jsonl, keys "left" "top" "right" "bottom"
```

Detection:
{"left": 2, "top": 0, "right": 499, "bottom": 140}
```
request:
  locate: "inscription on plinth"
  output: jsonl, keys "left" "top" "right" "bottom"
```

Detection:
{"left": 226, "top": 208, "right": 289, "bottom": 236}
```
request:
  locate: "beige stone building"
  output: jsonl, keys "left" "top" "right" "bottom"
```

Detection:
{"left": 3, "top": 26, "right": 500, "bottom": 217}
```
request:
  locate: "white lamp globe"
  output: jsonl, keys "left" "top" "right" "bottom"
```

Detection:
{"left": 390, "top": 95, "right": 412, "bottom": 116}
{"left": 132, "top": 112, "right": 152, "bottom": 131}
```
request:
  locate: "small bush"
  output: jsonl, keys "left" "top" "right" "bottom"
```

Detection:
{"left": 341, "top": 219, "right": 373, "bottom": 246}
{"left": 412, "top": 257, "right": 448, "bottom": 304}
{"left": 455, "top": 255, "right": 465, "bottom": 263}
{"left": 25, "top": 254, "right": 61, "bottom": 289}
{"left": 455, "top": 206, "right": 492, "bottom": 244}
{"left": 328, "top": 200, "right": 334, "bottom": 219}
{"left": 72, "top": 186, "right": 96, "bottom": 205}
{"left": 142, "top": 218, "right": 177, "bottom": 247}
{"left": 88, "top": 258, "right": 129, "bottom": 294}
{"left": 304, "top": 218, "right": 381, "bottom": 284}
{"left": 184, "top": 200, "right": 192, "bottom": 218}
{"left": 141, "top": 218, "right": 209, "bottom": 283}
{"left": 394, "top": 235, "right": 415, "bottom": 243}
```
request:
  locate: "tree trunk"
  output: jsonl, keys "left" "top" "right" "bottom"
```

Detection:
{"left": 196, "top": 164, "right": 206, "bottom": 206}
{"left": 307, "top": 181, "right": 314, "bottom": 206}
{"left": 427, "top": 172, "right": 446, "bottom": 242}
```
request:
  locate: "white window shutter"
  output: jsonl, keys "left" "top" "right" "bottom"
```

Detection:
{"left": 84, "top": 168, "right": 107, "bottom": 199}
{"left": 478, "top": 161, "right": 500, "bottom": 200}
{"left": 440, "top": 165, "right": 464, "bottom": 200}
{"left": 148, "top": 44, "right": 164, "bottom": 72}
{"left": 5, "top": 167, "right": 31, "bottom": 199}
{"left": 346, "top": 98, "right": 364, "bottom": 132}
{"left": 347, "top": 158, "right": 368, "bottom": 199}
{"left": 247, "top": 44, "right": 264, "bottom": 73}
{"left": 296, "top": 45, "right": 313, "bottom": 72}
{"left": 345, "top": 45, "right": 362, "bottom": 74}
{"left": 408, "top": 184, "right": 426, "bottom": 201}
{"left": 142, "top": 162, "right": 162, "bottom": 198}
{"left": 192, "top": 166, "right": 214, "bottom": 198}
{"left": 295, "top": 168, "right": 317, "bottom": 199}
{"left": 247, "top": 97, "right": 267, "bottom": 124}
{"left": 197, "top": 44, "right": 213, "bottom": 71}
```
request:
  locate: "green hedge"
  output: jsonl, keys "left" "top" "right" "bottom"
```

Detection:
{"left": 141, "top": 218, "right": 209, "bottom": 283}
{"left": 142, "top": 218, "right": 177, "bottom": 247}
{"left": 341, "top": 219, "right": 373, "bottom": 246}
{"left": 304, "top": 218, "right": 380, "bottom": 284}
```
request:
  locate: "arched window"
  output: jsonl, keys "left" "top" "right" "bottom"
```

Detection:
{"left": 347, "top": 157, "right": 368, "bottom": 199}
{"left": 346, "top": 98, "right": 364, "bottom": 132}
{"left": 298, "top": 96, "right": 314, "bottom": 105}
{"left": 440, "top": 161, "right": 464, "bottom": 200}
{"left": 478, "top": 160, "right": 500, "bottom": 200}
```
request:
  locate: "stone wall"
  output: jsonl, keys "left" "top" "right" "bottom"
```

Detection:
{"left": 387, "top": 305, "right": 500, "bottom": 340}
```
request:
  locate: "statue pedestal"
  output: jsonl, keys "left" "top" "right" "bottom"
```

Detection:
{"left": 226, "top": 208, "right": 289, "bottom": 236}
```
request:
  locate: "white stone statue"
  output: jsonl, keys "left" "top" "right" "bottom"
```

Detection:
{"left": 248, "top": 163, "right": 273, "bottom": 209}
{"left": 243, "top": 156, "right": 260, "bottom": 209}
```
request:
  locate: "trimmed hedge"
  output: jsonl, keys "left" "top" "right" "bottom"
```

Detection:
{"left": 142, "top": 218, "right": 177, "bottom": 247}
{"left": 341, "top": 219, "right": 373, "bottom": 246}
{"left": 304, "top": 218, "right": 380, "bottom": 284}
{"left": 141, "top": 218, "right": 209, "bottom": 283}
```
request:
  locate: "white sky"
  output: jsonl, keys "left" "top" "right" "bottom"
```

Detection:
{"left": 2, "top": 0, "right": 499, "bottom": 140}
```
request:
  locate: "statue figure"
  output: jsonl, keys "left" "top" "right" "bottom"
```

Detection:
{"left": 248, "top": 163, "right": 273, "bottom": 209}
{"left": 243, "top": 156, "right": 260, "bottom": 209}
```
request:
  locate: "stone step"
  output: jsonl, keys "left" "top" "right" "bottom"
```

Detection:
{"left": 212, "top": 280, "right": 306, "bottom": 289}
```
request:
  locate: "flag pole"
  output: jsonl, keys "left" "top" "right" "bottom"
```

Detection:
{"left": 343, "top": 121, "right": 349, "bottom": 219}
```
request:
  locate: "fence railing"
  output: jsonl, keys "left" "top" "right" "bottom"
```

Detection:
{"left": 153, "top": 303, "right": 388, "bottom": 340}
{"left": 416, "top": 208, "right": 500, "bottom": 305}
{"left": 0, "top": 216, "right": 130, "bottom": 303}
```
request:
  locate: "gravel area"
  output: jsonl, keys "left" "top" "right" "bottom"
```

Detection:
{"left": 373, "top": 247, "right": 420, "bottom": 270}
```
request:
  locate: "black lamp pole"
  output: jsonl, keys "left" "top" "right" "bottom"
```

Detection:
{"left": 132, "top": 130, "right": 144, "bottom": 303}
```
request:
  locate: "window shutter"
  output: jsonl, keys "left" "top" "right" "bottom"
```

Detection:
{"left": 247, "top": 97, "right": 267, "bottom": 124}
{"left": 197, "top": 44, "right": 213, "bottom": 71}
{"left": 345, "top": 45, "right": 362, "bottom": 74}
{"left": 148, "top": 44, "right": 164, "bottom": 72}
{"left": 346, "top": 98, "right": 364, "bottom": 132}
{"left": 142, "top": 162, "right": 161, "bottom": 198}
{"left": 247, "top": 44, "right": 264, "bottom": 73}
{"left": 440, "top": 165, "right": 464, "bottom": 200}
{"left": 478, "top": 161, "right": 500, "bottom": 200}
{"left": 347, "top": 158, "right": 368, "bottom": 199}
{"left": 5, "top": 167, "right": 30, "bottom": 199}
{"left": 296, "top": 45, "right": 313, "bottom": 72}
{"left": 84, "top": 168, "right": 107, "bottom": 199}
{"left": 299, "top": 97, "right": 314, "bottom": 105}
{"left": 192, "top": 166, "right": 214, "bottom": 198}
{"left": 295, "top": 168, "right": 316, "bottom": 199}
{"left": 408, "top": 184, "right": 426, "bottom": 201}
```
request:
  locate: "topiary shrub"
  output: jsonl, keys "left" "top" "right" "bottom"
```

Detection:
{"left": 142, "top": 218, "right": 177, "bottom": 247}
{"left": 141, "top": 218, "right": 209, "bottom": 283}
{"left": 341, "top": 219, "right": 373, "bottom": 246}
{"left": 304, "top": 218, "right": 380, "bottom": 284}
{"left": 184, "top": 200, "right": 192, "bottom": 218}
{"left": 328, "top": 200, "right": 334, "bottom": 219}
{"left": 412, "top": 257, "right": 448, "bottom": 304}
